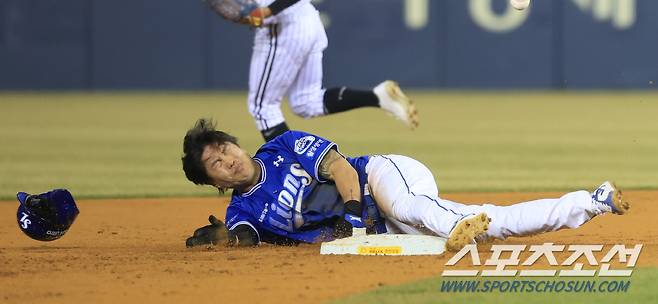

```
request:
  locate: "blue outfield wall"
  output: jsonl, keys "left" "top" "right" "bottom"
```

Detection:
{"left": 0, "top": 0, "right": 656, "bottom": 90}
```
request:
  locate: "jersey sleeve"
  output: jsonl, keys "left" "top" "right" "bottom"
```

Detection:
{"left": 275, "top": 130, "right": 337, "bottom": 182}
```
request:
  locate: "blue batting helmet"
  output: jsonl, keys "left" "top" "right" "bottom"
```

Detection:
{"left": 16, "top": 189, "right": 80, "bottom": 241}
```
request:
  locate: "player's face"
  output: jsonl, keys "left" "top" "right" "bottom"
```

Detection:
{"left": 201, "top": 142, "right": 257, "bottom": 189}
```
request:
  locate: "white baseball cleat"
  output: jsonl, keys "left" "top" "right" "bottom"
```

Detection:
{"left": 374, "top": 80, "right": 419, "bottom": 130}
{"left": 591, "top": 181, "right": 630, "bottom": 215}
{"left": 446, "top": 213, "right": 490, "bottom": 252}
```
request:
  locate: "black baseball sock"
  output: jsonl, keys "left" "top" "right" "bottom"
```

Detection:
{"left": 323, "top": 87, "right": 379, "bottom": 114}
{"left": 260, "top": 122, "right": 290, "bottom": 142}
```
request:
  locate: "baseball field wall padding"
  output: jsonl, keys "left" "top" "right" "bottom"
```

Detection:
{"left": 0, "top": 0, "right": 656, "bottom": 90}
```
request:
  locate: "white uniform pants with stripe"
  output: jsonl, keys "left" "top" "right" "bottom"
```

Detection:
{"left": 248, "top": 3, "right": 328, "bottom": 131}
{"left": 365, "top": 155, "right": 600, "bottom": 240}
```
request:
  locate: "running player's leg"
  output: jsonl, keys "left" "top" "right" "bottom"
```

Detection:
{"left": 285, "top": 10, "right": 379, "bottom": 119}
{"left": 286, "top": 48, "right": 383, "bottom": 118}
{"left": 248, "top": 24, "right": 303, "bottom": 141}
{"left": 321, "top": 82, "right": 419, "bottom": 131}
{"left": 366, "top": 155, "right": 469, "bottom": 238}
{"left": 284, "top": 9, "right": 416, "bottom": 128}
{"left": 287, "top": 48, "right": 382, "bottom": 118}
{"left": 287, "top": 49, "right": 326, "bottom": 119}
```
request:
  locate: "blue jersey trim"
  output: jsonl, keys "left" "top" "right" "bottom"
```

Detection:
{"left": 241, "top": 158, "right": 267, "bottom": 197}
{"left": 313, "top": 143, "right": 337, "bottom": 182}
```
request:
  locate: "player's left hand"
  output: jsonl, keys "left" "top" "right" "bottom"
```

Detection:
{"left": 333, "top": 217, "right": 355, "bottom": 238}
{"left": 185, "top": 215, "right": 229, "bottom": 248}
{"left": 334, "top": 200, "right": 366, "bottom": 238}
{"left": 343, "top": 199, "right": 365, "bottom": 230}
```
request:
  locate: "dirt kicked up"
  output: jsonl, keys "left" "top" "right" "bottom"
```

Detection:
{"left": 1, "top": 191, "right": 656, "bottom": 304}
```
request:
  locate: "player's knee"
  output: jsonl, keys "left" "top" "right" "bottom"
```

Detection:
{"left": 289, "top": 99, "right": 323, "bottom": 118}
{"left": 248, "top": 98, "right": 282, "bottom": 121}
{"left": 290, "top": 107, "right": 313, "bottom": 118}
{"left": 247, "top": 108, "right": 260, "bottom": 119}
{"left": 391, "top": 197, "right": 418, "bottom": 220}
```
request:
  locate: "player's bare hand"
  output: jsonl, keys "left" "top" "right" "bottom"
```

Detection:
{"left": 241, "top": 7, "right": 271, "bottom": 27}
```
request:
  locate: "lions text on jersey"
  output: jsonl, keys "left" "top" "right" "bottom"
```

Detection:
{"left": 225, "top": 131, "right": 370, "bottom": 243}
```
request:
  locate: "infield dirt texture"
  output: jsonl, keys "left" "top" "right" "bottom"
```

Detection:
{"left": 1, "top": 93, "right": 657, "bottom": 303}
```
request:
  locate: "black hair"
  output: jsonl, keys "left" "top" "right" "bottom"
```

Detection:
{"left": 181, "top": 118, "right": 238, "bottom": 186}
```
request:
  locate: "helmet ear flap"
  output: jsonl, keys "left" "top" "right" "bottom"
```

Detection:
{"left": 48, "top": 189, "right": 79, "bottom": 227}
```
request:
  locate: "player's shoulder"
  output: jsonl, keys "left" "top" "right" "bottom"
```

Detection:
{"left": 256, "top": 132, "right": 293, "bottom": 153}
{"left": 226, "top": 196, "right": 254, "bottom": 221}
{"left": 228, "top": 192, "right": 246, "bottom": 208}
{"left": 273, "top": 130, "right": 317, "bottom": 143}
{"left": 256, "top": 130, "right": 336, "bottom": 167}
{"left": 281, "top": 130, "right": 329, "bottom": 152}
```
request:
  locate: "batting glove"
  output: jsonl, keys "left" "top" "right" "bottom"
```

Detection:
{"left": 343, "top": 200, "right": 365, "bottom": 228}
{"left": 185, "top": 215, "right": 228, "bottom": 248}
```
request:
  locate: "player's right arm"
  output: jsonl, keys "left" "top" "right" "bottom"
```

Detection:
{"left": 274, "top": 130, "right": 365, "bottom": 233}
{"left": 318, "top": 149, "right": 364, "bottom": 233}
{"left": 318, "top": 149, "right": 361, "bottom": 203}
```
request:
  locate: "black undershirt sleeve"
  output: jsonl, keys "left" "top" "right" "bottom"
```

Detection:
{"left": 268, "top": 0, "right": 300, "bottom": 15}
{"left": 228, "top": 224, "right": 300, "bottom": 246}
{"left": 260, "top": 231, "right": 300, "bottom": 246}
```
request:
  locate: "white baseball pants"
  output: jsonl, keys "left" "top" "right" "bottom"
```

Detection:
{"left": 365, "top": 155, "right": 601, "bottom": 240}
{"left": 247, "top": 3, "right": 328, "bottom": 131}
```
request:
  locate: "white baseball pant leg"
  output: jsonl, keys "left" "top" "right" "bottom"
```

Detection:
{"left": 247, "top": 6, "right": 328, "bottom": 131}
{"left": 365, "top": 155, "right": 601, "bottom": 240}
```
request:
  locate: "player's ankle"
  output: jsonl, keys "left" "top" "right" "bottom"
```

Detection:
{"left": 323, "top": 87, "right": 379, "bottom": 114}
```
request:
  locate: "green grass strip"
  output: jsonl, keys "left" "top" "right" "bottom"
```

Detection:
{"left": 1, "top": 91, "right": 657, "bottom": 199}
{"left": 332, "top": 267, "right": 658, "bottom": 304}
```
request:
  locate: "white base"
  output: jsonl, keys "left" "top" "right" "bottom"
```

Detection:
{"left": 320, "top": 229, "right": 446, "bottom": 256}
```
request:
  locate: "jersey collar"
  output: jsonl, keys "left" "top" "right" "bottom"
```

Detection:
{"left": 240, "top": 158, "right": 266, "bottom": 197}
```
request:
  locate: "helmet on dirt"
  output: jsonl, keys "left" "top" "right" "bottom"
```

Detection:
{"left": 16, "top": 189, "right": 80, "bottom": 241}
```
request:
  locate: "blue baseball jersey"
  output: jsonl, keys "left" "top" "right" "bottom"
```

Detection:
{"left": 225, "top": 131, "right": 370, "bottom": 243}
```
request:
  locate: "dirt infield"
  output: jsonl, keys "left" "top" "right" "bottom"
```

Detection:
{"left": 1, "top": 191, "right": 656, "bottom": 304}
